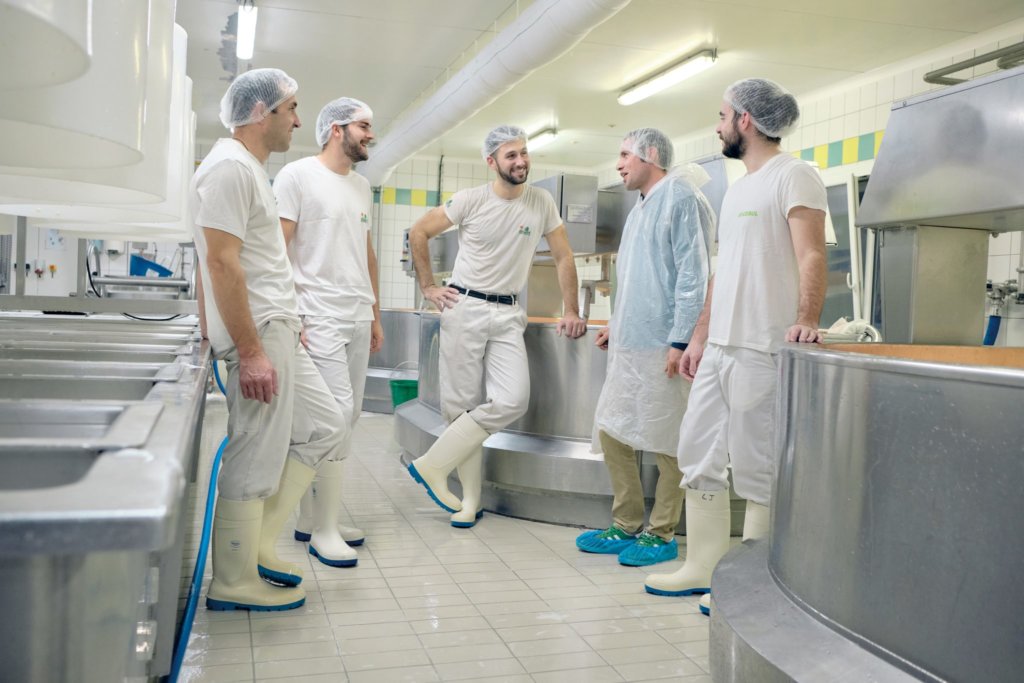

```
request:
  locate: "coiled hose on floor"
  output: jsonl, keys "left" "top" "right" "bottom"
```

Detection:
{"left": 168, "top": 360, "right": 228, "bottom": 681}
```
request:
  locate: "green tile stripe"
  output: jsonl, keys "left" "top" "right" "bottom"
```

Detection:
{"left": 374, "top": 187, "right": 444, "bottom": 206}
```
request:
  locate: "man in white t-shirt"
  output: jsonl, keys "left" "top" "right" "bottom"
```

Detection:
{"left": 273, "top": 97, "right": 382, "bottom": 569}
{"left": 406, "top": 125, "right": 588, "bottom": 530}
{"left": 192, "top": 69, "right": 348, "bottom": 612}
{"left": 644, "top": 79, "right": 827, "bottom": 615}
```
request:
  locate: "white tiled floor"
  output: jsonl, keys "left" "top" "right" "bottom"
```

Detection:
{"left": 179, "top": 397, "right": 711, "bottom": 682}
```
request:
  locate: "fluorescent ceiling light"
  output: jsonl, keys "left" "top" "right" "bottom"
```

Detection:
{"left": 527, "top": 128, "right": 557, "bottom": 150}
{"left": 618, "top": 49, "right": 717, "bottom": 106}
{"left": 236, "top": 4, "right": 258, "bottom": 61}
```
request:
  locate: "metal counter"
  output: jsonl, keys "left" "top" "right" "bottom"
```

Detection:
{"left": 710, "top": 343, "right": 1024, "bottom": 682}
{"left": 393, "top": 312, "right": 746, "bottom": 530}
{"left": 0, "top": 314, "right": 210, "bottom": 682}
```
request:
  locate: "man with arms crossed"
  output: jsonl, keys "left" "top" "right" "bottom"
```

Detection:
{"left": 273, "top": 97, "right": 382, "bottom": 569}
{"left": 576, "top": 128, "right": 715, "bottom": 567}
{"left": 193, "top": 69, "right": 347, "bottom": 611}
{"left": 407, "top": 125, "right": 587, "bottom": 529}
{"left": 644, "top": 79, "right": 827, "bottom": 615}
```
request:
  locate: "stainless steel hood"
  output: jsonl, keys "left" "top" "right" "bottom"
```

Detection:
{"left": 857, "top": 64, "right": 1024, "bottom": 231}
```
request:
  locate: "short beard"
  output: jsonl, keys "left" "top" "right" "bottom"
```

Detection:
{"left": 343, "top": 129, "right": 369, "bottom": 163}
{"left": 722, "top": 135, "right": 745, "bottom": 159}
{"left": 496, "top": 162, "right": 528, "bottom": 186}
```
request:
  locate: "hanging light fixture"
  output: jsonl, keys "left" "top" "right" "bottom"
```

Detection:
{"left": 527, "top": 128, "right": 557, "bottom": 151}
{"left": 236, "top": 1, "right": 258, "bottom": 61}
{"left": 618, "top": 48, "right": 717, "bottom": 106}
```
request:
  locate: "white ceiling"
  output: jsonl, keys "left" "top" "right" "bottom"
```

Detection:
{"left": 176, "top": 0, "right": 1024, "bottom": 170}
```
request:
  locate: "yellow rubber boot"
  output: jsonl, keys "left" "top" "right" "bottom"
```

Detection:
{"left": 258, "top": 459, "right": 315, "bottom": 586}
{"left": 644, "top": 489, "right": 730, "bottom": 596}
{"left": 450, "top": 447, "right": 484, "bottom": 528}
{"left": 408, "top": 412, "right": 489, "bottom": 513}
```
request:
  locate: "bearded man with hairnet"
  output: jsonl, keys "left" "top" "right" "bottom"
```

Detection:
{"left": 192, "top": 69, "right": 348, "bottom": 612}
{"left": 644, "top": 78, "right": 828, "bottom": 615}
{"left": 272, "top": 97, "right": 381, "bottom": 570}
{"left": 406, "top": 125, "right": 587, "bottom": 529}
{"left": 576, "top": 129, "right": 716, "bottom": 567}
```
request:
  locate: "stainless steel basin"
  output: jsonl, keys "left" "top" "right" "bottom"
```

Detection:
{"left": 0, "top": 359, "right": 183, "bottom": 381}
{"left": 0, "top": 400, "right": 162, "bottom": 446}
{"left": 1, "top": 448, "right": 103, "bottom": 491}
{"left": 1, "top": 328, "right": 192, "bottom": 345}
{"left": 0, "top": 314, "right": 197, "bottom": 336}
{"left": 0, "top": 338, "right": 194, "bottom": 356}
{"left": 1, "top": 376, "right": 158, "bottom": 400}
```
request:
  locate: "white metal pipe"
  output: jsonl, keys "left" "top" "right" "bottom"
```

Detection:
{"left": 360, "top": 0, "right": 631, "bottom": 187}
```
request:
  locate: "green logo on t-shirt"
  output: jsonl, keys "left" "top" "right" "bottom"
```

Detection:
{"left": 738, "top": 210, "right": 758, "bottom": 217}
{"left": 518, "top": 225, "right": 532, "bottom": 237}
{"left": 360, "top": 212, "right": 369, "bottom": 223}
{"left": 445, "top": 199, "right": 453, "bottom": 208}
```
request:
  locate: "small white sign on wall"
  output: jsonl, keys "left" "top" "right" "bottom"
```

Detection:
{"left": 45, "top": 229, "right": 66, "bottom": 250}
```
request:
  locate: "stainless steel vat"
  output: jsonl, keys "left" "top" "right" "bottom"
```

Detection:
{"left": 394, "top": 312, "right": 748, "bottom": 531}
{"left": 711, "top": 343, "right": 1024, "bottom": 682}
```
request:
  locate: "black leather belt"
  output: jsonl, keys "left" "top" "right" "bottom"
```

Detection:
{"left": 451, "top": 284, "right": 517, "bottom": 305}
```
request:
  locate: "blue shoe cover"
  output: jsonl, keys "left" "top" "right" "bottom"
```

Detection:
{"left": 257, "top": 564, "right": 302, "bottom": 587}
{"left": 618, "top": 536, "right": 678, "bottom": 567}
{"left": 575, "top": 526, "right": 638, "bottom": 554}
{"left": 407, "top": 463, "right": 458, "bottom": 513}
{"left": 206, "top": 595, "right": 305, "bottom": 611}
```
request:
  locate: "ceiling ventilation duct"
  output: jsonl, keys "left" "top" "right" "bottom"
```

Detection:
{"left": 360, "top": 0, "right": 631, "bottom": 187}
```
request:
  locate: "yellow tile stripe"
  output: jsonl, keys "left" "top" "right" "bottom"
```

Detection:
{"left": 381, "top": 187, "right": 396, "bottom": 205}
{"left": 841, "top": 137, "right": 859, "bottom": 165}
{"left": 411, "top": 189, "right": 427, "bottom": 207}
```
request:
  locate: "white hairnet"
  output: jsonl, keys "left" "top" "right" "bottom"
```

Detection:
{"left": 482, "top": 125, "right": 526, "bottom": 160}
{"left": 315, "top": 97, "right": 373, "bottom": 147}
{"left": 219, "top": 68, "right": 298, "bottom": 131}
{"left": 624, "top": 128, "right": 674, "bottom": 170}
{"left": 673, "top": 162, "right": 711, "bottom": 189}
{"left": 724, "top": 78, "right": 800, "bottom": 139}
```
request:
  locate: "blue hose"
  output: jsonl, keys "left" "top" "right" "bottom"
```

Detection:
{"left": 213, "top": 359, "right": 227, "bottom": 395}
{"left": 168, "top": 433, "right": 226, "bottom": 682}
{"left": 983, "top": 314, "right": 1001, "bottom": 346}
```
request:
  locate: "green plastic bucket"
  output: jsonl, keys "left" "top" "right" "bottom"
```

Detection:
{"left": 389, "top": 379, "right": 419, "bottom": 408}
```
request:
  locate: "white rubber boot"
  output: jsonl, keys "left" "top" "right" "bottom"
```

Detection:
{"left": 308, "top": 460, "right": 359, "bottom": 567}
{"left": 294, "top": 479, "right": 365, "bottom": 545}
{"left": 644, "top": 489, "right": 731, "bottom": 596}
{"left": 293, "top": 487, "right": 314, "bottom": 542}
{"left": 258, "top": 459, "right": 315, "bottom": 587}
{"left": 742, "top": 500, "right": 770, "bottom": 541}
{"left": 206, "top": 497, "right": 305, "bottom": 611}
{"left": 699, "top": 593, "right": 711, "bottom": 616}
{"left": 408, "top": 412, "right": 489, "bottom": 513}
{"left": 450, "top": 447, "right": 484, "bottom": 528}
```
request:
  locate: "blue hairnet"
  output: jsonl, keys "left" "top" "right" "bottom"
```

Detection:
{"left": 219, "top": 68, "right": 298, "bottom": 131}
{"left": 482, "top": 125, "right": 526, "bottom": 160}
{"left": 315, "top": 97, "right": 373, "bottom": 147}
{"left": 624, "top": 128, "right": 674, "bottom": 170}
{"left": 724, "top": 78, "right": 800, "bottom": 138}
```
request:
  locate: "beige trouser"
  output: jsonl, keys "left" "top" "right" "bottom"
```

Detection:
{"left": 600, "top": 430, "right": 684, "bottom": 540}
{"left": 218, "top": 319, "right": 347, "bottom": 500}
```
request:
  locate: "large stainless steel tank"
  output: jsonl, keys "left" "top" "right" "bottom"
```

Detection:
{"left": 711, "top": 343, "right": 1024, "bottom": 682}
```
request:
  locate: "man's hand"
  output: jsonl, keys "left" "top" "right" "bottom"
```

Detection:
{"left": 239, "top": 351, "right": 278, "bottom": 404}
{"left": 785, "top": 323, "right": 822, "bottom": 344}
{"left": 595, "top": 326, "right": 610, "bottom": 350}
{"left": 557, "top": 312, "right": 587, "bottom": 339}
{"left": 666, "top": 347, "right": 684, "bottom": 379}
{"left": 678, "top": 343, "right": 705, "bottom": 381}
{"left": 423, "top": 284, "right": 460, "bottom": 311}
{"left": 299, "top": 327, "right": 310, "bottom": 350}
{"left": 370, "top": 320, "right": 385, "bottom": 353}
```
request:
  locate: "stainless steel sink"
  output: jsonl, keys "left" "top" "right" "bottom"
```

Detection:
{"left": 0, "top": 348, "right": 181, "bottom": 363}
{"left": 0, "top": 376, "right": 159, "bottom": 400}
{"left": 0, "top": 338, "right": 194, "bottom": 356}
{"left": 0, "top": 359, "right": 183, "bottom": 381}
{"left": 1, "top": 448, "right": 102, "bottom": 491}
{"left": 0, "top": 400, "right": 162, "bottom": 446}
{"left": 1, "top": 328, "right": 193, "bottom": 345}
{"left": 0, "top": 315, "right": 198, "bottom": 336}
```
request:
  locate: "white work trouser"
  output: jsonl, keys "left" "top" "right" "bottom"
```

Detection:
{"left": 676, "top": 343, "right": 779, "bottom": 506}
{"left": 219, "top": 319, "right": 347, "bottom": 500}
{"left": 439, "top": 295, "right": 529, "bottom": 433}
{"left": 301, "top": 316, "right": 371, "bottom": 461}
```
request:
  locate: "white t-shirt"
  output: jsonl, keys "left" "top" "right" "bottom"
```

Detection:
{"left": 708, "top": 153, "right": 827, "bottom": 353}
{"left": 274, "top": 156, "right": 375, "bottom": 321}
{"left": 444, "top": 183, "right": 562, "bottom": 294}
{"left": 190, "top": 138, "right": 300, "bottom": 354}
